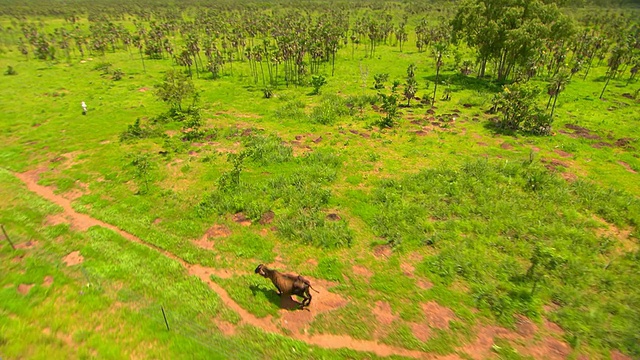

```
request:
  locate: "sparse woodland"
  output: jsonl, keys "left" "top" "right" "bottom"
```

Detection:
{"left": 0, "top": 0, "right": 639, "bottom": 359}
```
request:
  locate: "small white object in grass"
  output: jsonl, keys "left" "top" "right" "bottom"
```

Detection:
{"left": 81, "top": 101, "right": 87, "bottom": 114}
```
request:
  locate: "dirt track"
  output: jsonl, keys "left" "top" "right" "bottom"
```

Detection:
{"left": 13, "top": 169, "right": 442, "bottom": 359}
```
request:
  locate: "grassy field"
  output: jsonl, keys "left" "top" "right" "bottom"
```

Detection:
{"left": 1, "top": 4, "right": 639, "bottom": 360}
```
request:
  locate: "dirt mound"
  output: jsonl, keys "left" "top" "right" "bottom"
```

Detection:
{"left": 326, "top": 213, "right": 341, "bottom": 221}
{"left": 542, "top": 158, "right": 570, "bottom": 172}
{"left": 43, "top": 276, "right": 54, "bottom": 287}
{"left": 554, "top": 149, "right": 573, "bottom": 158}
{"left": 17, "top": 283, "right": 34, "bottom": 295}
{"left": 373, "top": 244, "right": 392, "bottom": 259}
{"left": 560, "top": 172, "right": 578, "bottom": 182}
{"left": 194, "top": 224, "right": 231, "bottom": 250}
{"left": 422, "top": 301, "right": 456, "bottom": 329}
{"left": 563, "top": 124, "right": 601, "bottom": 140}
{"left": 63, "top": 251, "right": 84, "bottom": 266}
{"left": 259, "top": 211, "right": 275, "bottom": 225}
{"left": 591, "top": 141, "right": 613, "bottom": 149}
{"left": 232, "top": 213, "right": 251, "bottom": 226}
{"left": 615, "top": 138, "right": 634, "bottom": 148}
{"left": 500, "top": 142, "right": 514, "bottom": 150}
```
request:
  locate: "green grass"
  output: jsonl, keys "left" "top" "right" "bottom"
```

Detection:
{"left": 1, "top": 4, "right": 639, "bottom": 359}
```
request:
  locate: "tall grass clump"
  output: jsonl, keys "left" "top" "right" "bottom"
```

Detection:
{"left": 199, "top": 148, "right": 351, "bottom": 248}
{"left": 308, "top": 94, "right": 351, "bottom": 125}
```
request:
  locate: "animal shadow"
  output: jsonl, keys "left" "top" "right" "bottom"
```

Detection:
{"left": 249, "top": 285, "right": 306, "bottom": 311}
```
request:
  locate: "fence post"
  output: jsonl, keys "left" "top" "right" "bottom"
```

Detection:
{"left": 161, "top": 306, "right": 170, "bottom": 331}
{"left": 1, "top": 224, "right": 16, "bottom": 250}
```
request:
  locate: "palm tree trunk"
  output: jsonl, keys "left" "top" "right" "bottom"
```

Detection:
{"left": 599, "top": 74, "right": 611, "bottom": 99}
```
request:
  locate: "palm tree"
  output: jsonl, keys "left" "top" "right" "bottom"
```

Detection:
{"left": 546, "top": 71, "right": 569, "bottom": 119}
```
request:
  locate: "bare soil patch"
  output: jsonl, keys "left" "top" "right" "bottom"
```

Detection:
{"left": 373, "top": 301, "right": 398, "bottom": 326}
{"left": 543, "top": 318, "right": 564, "bottom": 335}
{"left": 43, "top": 276, "right": 54, "bottom": 287}
{"left": 591, "top": 141, "right": 613, "bottom": 149}
{"left": 232, "top": 213, "right": 252, "bottom": 226}
{"left": 63, "top": 251, "right": 84, "bottom": 266}
{"left": 515, "top": 315, "right": 537, "bottom": 337}
{"left": 411, "top": 322, "right": 432, "bottom": 342}
{"left": 401, "top": 262, "right": 415, "bottom": 277}
{"left": 422, "top": 301, "right": 456, "bottom": 329}
{"left": 16, "top": 240, "right": 39, "bottom": 249}
{"left": 618, "top": 161, "right": 637, "bottom": 173}
{"left": 17, "top": 283, "right": 34, "bottom": 295}
{"left": 278, "top": 277, "right": 347, "bottom": 334}
{"left": 417, "top": 279, "right": 434, "bottom": 290}
{"left": 373, "top": 244, "right": 392, "bottom": 259}
{"left": 459, "top": 325, "right": 520, "bottom": 359}
{"left": 194, "top": 224, "right": 231, "bottom": 250}
{"left": 554, "top": 149, "right": 573, "bottom": 158}
{"left": 500, "top": 142, "right": 514, "bottom": 150}
{"left": 615, "top": 138, "right": 634, "bottom": 148}
{"left": 352, "top": 265, "right": 372, "bottom": 282}
{"left": 542, "top": 158, "right": 570, "bottom": 172}
{"left": 611, "top": 350, "right": 633, "bottom": 360}
{"left": 259, "top": 211, "right": 275, "bottom": 225}
{"left": 564, "top": 124, "right": 601, "bottom": 140}
{"left": 373, "top": 301, "right": 399, "bottom": 338}
{"left": 215, "top": 319, "right": 237, "bottom": 336}
{"left": 525, "top": 337, "right": 571, "bottom": 360}
{"left": 560, "top": 172, "right": 578, "bottom": 182}
{"left": 306, "top": 258, "right": 318, "bottom": 266}
{"left": 592, "top": 216, "right": 637, "bottom": 253}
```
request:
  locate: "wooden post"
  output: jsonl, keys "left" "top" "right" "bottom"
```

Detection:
{"left": 1, "top": 224, "right": 15, "bottom": 250}
{"left": 161, "top": 306, "right": 170, "bottom": 331}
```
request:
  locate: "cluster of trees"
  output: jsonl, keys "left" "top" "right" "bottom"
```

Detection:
{"left": 1, "top": 0, "right": 638, "bottom": 135}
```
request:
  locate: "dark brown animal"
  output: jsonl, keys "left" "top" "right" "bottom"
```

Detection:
{"left": 254, "top": 264, "right": 318, "bottom": 308}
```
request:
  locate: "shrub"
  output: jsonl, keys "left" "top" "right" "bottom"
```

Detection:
{"left": 4, "top": 66, "right": 17, "bottom": 76}
{"left": 112, "top": 68, "right": 124, "bottom": 81}
{"left": 490, "top": 82, "right": 552, "bottom": 135}
{"left": 310, "top": 75, "right": 327, "bottom": 95}
{"left": 373, "top": 73, "right": 389, "bottom": 89}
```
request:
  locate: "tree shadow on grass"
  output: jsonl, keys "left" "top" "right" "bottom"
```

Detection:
{"left": 249, "top": 285, "right": 305, "bottom": 311}
{"left": 423, "top": 73, "right": 503, "bottom": 93}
